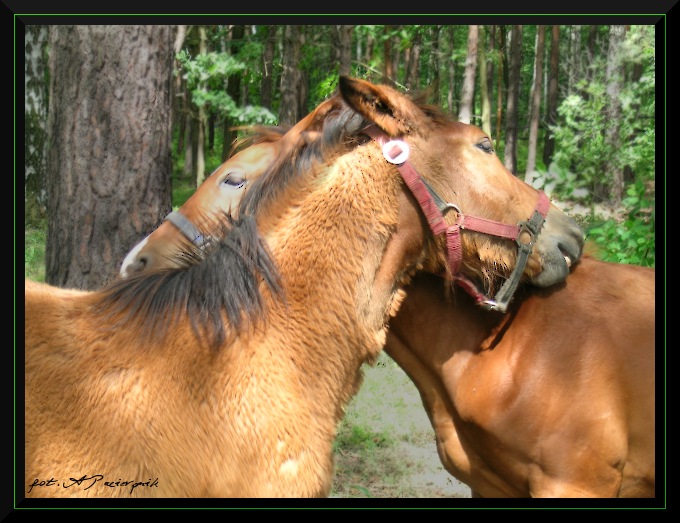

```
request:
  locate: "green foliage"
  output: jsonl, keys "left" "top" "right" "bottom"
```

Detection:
{"left": 549, "top": 26, "right": 655, "bottom": 206}
{"left": 25, "top": 228, "right": 46, "bottom": 282}
{"left": 532, "top": 162, "right": 590, "bottom": 202}
{"left": 586, "top": 181, "right": 655, "bottom": 267}
{"left": 176, "top": 49, "right": 276, "bottom": 125}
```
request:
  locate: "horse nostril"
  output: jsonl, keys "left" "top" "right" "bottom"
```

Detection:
{"left": 129, "top": 258, "right": 147, "bottom": 274}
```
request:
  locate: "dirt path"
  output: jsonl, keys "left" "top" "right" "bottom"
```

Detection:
{"left": 330, "top": 354, "right": 472, "bottom": 498}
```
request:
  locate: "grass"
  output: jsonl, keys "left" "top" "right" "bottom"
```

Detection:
{"left": 329, "top": 354, "right": 467, "bottom": 498}
{"left": 24, "top": 227, "right": 46, "bottom": 283}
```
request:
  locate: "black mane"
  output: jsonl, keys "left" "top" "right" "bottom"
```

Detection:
{"left": 93, "top": 92, "right": 394, "bottom": 351}
{"left": 96, "top": 214, "right": 282, "bottom": 351}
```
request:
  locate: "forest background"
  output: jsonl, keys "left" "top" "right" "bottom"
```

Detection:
{"left": 24, "top": 23, "right": 657, "bottom": 289}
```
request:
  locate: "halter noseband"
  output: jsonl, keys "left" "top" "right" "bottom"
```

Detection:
{"left": 362, "top": 124, "right": 550, "bottom": 313}
{"left": 164, "top": 211, "right": 207, "bottom": 248}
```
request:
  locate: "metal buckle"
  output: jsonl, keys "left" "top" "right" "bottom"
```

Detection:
{"left": 515, "top": 221, "right": 536, "bottom": 249}
{"left": 480, "top": 298, "right": 508, "bottom": 313}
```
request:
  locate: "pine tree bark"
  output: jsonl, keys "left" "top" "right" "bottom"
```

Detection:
{"left": 46, "top": 25, "right": 174, "bottom": 289}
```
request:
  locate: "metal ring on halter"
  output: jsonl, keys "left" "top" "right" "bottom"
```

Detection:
{"left": 441, "top": 203, "right": 462, "bottom": 223}
{"left": 480, "top": 299, "right": 507, "bottom": 313}
{"left": 382, "top": 140, "right": 410, "bottom": 164}
{"left": 516, "top": 222, "right": 537, "bottom": 249}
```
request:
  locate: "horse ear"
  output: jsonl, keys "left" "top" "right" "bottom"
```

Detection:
{"left": 338, "top": 76, "right": 415, "bottom": 137}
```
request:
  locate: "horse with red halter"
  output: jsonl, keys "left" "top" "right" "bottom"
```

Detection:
{"left": 122, "top": 117, "right": 655, "bottom": 498}
{"left": 25, "top": 77, "right": 583, "bottom": 498}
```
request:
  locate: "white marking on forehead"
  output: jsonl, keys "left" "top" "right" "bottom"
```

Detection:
{"left": 279, "top": 459, "right": 299, "bottom": 476}
{"left": 277, "top": 441, "right": 286, "bottom": 453}
{"left": 119, "top": 236, "right": 149, "bottom": 278}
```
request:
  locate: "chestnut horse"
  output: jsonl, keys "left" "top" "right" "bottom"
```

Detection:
{"left": 121, "top": 121, "right": 655, "bottom": 499}
{"left": 387, "top": 260, "right": 655, "bottom": 498}
{"left": 25, "top": 77, "right": 584, "bottom": 498}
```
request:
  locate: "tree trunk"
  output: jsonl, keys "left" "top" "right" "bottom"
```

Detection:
{"left": 222, "top": 25, "right": 245, "bottom": 161}
{"left": 495, "top": 25, "right": 506, "bottom": 148}
{"left": 195, "top": 25, "right": 207, "bottom": 186}
{"left": 486, "top": 25, "right": 495, "bottom": 118}
{"left": 586, "top": 25, "right": 599, "bottom": 83}
{"left": 605, "top": 25, "right": 626, "bottom": 207}
{"left": 525, "top": 25, "right": 545, "bottom": 183}
{"left": 478, "top": 25, "right": 492, "bottom": 137}
{"left": 336, "top": 25, "right": 353, "bottom": 77}
{"left": 208, "top": 113, "right": 215, "bottom": 151}
{"left": 176, "top": 77, "right": 187, "bottom": 155}
{"left": 504, "top": 25, "right": 522, "bottom": 175}
{"left": 404, "top": 29, "right": 422, "bottom": 90}
{"left": 383, "top": 25, "right": 395, "bottom": 86}
{"left": 46, "top": 25, "right": 174, "bottom": 289}
{"left": 447, "top": 26, "right": 457, "bottom": 116}
{"left": 279, "top": 25, "right": 302, "bottom": 126}
{"left": 429, "top": 25, "right": 442, "bottom": 106}
{"left": 568, "top": 25, "right": 582, "bottom": 94}
{"left": 261, "top": 25, "right": 276, "bottom": 111}
{"left": 458, "top": 25, "right": 478, "bottom": 124}
{"left": 183, "top": 111, "right": 194, "bottom": 178}
{"left": 543, "top": 25, "right": 560, "bottom": 166}
{"left": 25, "top": 25, "right": 49, "bottom": 225}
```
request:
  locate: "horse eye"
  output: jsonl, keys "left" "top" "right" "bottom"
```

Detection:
{"left": 476, "top": 138, "right": 494, "bottom": 154}
{"left": 222, "top": 173, "right": 246, "bottom": 189}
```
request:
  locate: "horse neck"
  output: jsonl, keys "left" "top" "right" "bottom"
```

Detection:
{"left": 259, "top": 143, "right": 429, "bottom": 380}
{"left": 389, "top": 272, "right": 506, "bottom": 358}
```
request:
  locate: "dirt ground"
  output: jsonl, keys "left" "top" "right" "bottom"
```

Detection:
{"left": 329, "top": 356, "right": 472, "bottom": 499}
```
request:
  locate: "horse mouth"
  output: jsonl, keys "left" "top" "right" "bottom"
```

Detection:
{"left": 564, "top": 254, "right": 572, "bottom": 268}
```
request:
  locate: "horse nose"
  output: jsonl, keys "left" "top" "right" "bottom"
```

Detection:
{"left": 120, "top": 256, "right": 148, "bottom": 278}
{"left": 120, "top": 238, "right": 151, "bottom": 278}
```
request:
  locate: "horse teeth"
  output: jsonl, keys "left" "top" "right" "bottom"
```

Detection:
{"left": 564, "top": 256, "right": 572, "bottom": 268}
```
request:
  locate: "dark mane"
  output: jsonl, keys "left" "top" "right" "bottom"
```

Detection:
{"left": 96, "top": 214, "right": 283, "bottom": 350}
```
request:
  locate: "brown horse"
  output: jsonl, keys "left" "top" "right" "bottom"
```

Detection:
{"left": 25, "top": 76, "right": 584, "bottom": 498}
{"left": 387, "top": 259, "right": 655, "bottom": 498}
{"left": 122, "top": 121, "right": 655, "bottom": 499}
